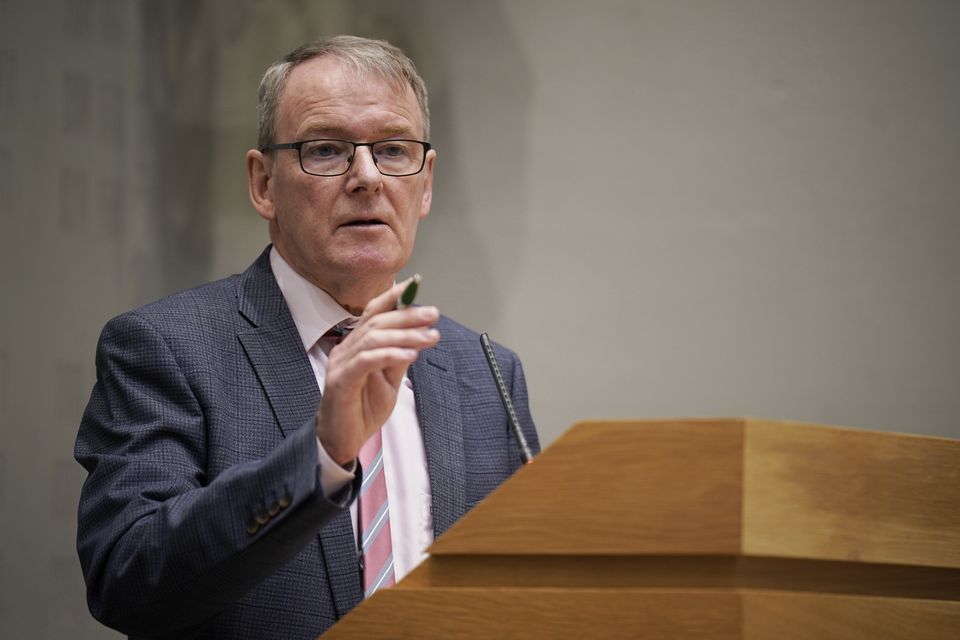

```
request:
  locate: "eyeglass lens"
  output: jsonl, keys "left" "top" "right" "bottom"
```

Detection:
{"left": 299, "top": 140, "right": 426, "bottom": 176}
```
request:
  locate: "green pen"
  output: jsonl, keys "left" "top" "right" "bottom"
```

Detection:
{"left": 397, "top": 274, "right": 421, "bottom": 309}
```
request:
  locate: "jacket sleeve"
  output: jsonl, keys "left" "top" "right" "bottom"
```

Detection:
{"left": 74, "top": 311, "right": 358, "bottom": 637}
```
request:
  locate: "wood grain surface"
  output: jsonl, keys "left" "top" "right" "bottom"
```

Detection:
{"left": 742, "top": 590, "right": 960, "bottom": 639}
{"left": 430, "top": 419, "right": 747, "bottom": 555}
{"left": 321, "top": 587, "right": 960, "bottom": 639}
{"left": 323, "top": 588, "right": 742, "bottom": 639}
{"left": 400, "top": 555, "right": 960, "bottom": 600}
{"left": 742, "top": 420, "right": 960, "bottom": 567}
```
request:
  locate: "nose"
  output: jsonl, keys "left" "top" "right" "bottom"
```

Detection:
{"left": 344, "top": 145, "right": 383, "bottom": 193}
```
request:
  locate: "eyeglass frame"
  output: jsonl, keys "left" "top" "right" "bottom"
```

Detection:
{"left": 259, "top": 138, "right": 433, "bottom": 177}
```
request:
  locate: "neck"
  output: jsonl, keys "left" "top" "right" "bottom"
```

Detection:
{"left": 319, "top": 278, "right": 389, "bottom": 316}
{"left": 276, "top": 250, "right": 394, "bottom": 316}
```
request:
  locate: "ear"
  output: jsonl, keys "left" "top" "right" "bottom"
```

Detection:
{"left": 418, "top": 148, "right": 436, "bottom": 220}
{"left": 246, "top": 149, "right": 275, "bottom": 221}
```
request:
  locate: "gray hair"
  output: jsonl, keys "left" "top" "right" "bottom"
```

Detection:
{"left": 256, "top": 35, "right": 430, "bottom": 149}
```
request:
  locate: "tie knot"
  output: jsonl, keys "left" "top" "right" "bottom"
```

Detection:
{"left": 330, "top": 318, "right": 357, "bottom": 340}
{"left": 318, "top": 319, "right": 358, "bottom": 354}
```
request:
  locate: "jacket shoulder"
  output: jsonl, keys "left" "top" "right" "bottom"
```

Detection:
{"left": 135, "top": 275, "right": 241, "bottom": 323}
{"left": 97, "top": 274, "right": 246, "bottom": 352}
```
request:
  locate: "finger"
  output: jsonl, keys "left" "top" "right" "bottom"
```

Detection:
{"left": 325, "top": 347, "right": 421, "bottom": 393}
{"left": 334, "top": 326, "right": 440, "bottom": 357}
{"left": 362, "top": 277, "right": 419, "bottom": 319}
{"left": 355, "top": 307, "right": 439, "bottom": 336}
{"left": 380, "top": 362, "right": 408, "bottom": 390}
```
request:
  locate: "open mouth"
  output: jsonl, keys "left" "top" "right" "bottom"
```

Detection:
{"left": 342, "top": 219, "right": 386, "bottom": 227}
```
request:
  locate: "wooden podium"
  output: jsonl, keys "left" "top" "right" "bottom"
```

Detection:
{"left": 322, "top": 419, "right": 960, "bottom": 638}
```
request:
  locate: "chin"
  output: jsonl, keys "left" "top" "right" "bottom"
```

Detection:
{"left": 340, "top": 248, "right": 407, "bottom": 277}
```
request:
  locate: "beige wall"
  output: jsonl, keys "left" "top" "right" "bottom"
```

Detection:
{"left": 2, "top": 0, "right": 958, "bottom": 636}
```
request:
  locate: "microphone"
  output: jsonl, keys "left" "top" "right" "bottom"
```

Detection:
{"left": 480, "top": 333, "right": 534, "bottom": 464}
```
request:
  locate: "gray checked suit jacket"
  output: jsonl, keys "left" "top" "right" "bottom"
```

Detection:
{"left": 75, "top": 247, "right": 539, "bottom": 639}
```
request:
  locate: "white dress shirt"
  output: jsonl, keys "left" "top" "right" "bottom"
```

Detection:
{"left": 269, "top": 248, "right": 433, "bottom": 584}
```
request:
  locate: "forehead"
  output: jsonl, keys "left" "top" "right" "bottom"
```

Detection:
{"left": 276, "top": 55, "right": 424, "bottom": 140}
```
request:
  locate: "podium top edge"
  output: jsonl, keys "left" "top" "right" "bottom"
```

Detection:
{"left": 563, "top": 418, "right": 959, "bottom": 443}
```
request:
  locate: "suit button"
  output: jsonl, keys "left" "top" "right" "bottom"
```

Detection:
{"left": 268, "top": 502, "right": 280, "bottom": 517}
{"left": 246, "top": 521, "right": 259, "bottom": 535}
{"left": 278, "top": 493, "right": 292, "bottom": 508}
{"left": 255, "top": 512, "right": 269, "bottom": 525}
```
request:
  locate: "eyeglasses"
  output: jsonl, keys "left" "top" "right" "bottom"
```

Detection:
{"left": 260, "top": 138, "right": 432, "bottom": 177}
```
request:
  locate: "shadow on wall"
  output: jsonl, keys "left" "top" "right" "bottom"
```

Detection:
{"left": 139, "top": 1, "right": 223, "bottom": 295}
{"left": 348, "top": 1, "right": 534, "bottom": 334}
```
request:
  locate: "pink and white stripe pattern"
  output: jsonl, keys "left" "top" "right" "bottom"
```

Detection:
{"left": 358, "top": 430, "right": 395, "bottom": 597}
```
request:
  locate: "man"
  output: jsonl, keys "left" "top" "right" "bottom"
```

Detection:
{"left": 75, "top": 36, "right": 538, "bottom": 639}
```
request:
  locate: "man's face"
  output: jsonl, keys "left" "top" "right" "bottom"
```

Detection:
{"left": 253, "top": 55, "right": 435, "bottom": 299}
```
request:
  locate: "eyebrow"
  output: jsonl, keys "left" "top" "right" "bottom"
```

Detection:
{"left": 298, "top": 124, "right": 417, "bottom": 140}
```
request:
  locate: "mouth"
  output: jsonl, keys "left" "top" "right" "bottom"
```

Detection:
{"left": 340, "top": 218, "right": 388, "bottom": 228}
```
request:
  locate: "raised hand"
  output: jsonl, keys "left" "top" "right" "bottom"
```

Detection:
{"left": 315, "top": 278, "right": 440, "bottom": 466}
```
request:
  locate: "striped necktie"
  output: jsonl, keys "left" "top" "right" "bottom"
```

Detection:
{"left": 318, "top": 321, "right": 396, "bottom": 597}
{"left": 358, "top": 429, "right": 395, "bottom": 597}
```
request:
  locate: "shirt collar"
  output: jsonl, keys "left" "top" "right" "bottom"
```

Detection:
{"left": 269, "top": 247, "right": 356, "bottom": 352}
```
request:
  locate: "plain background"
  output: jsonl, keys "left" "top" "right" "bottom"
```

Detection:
{"left": 1, "top": 1, "right": 958, "bottom": 636}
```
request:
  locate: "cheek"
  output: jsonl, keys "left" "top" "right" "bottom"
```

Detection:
{"left": 399, "top": 185, "right": 428, "bottom": 223}
{"left": 277, "top": 183, "right": 335, "bottom": 229}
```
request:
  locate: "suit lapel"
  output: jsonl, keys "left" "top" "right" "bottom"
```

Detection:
{"left": 238, "top": 323, "right": 319, "bottom": 439}
{"left": 236, "top": 250, "right": 319, "bottom": 439}
{"left": 410, "top": 343, "right": 466, "bottom": 538}
{"left": 235, "top": 248, "right": 362, "bottom": 615}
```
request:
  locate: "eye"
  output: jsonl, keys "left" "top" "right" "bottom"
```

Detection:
{"left": 304, "top": 140, "right": 348, "bottom": 159}
{"left": 375, "top": 141, "right": 411, "bottom": 159}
